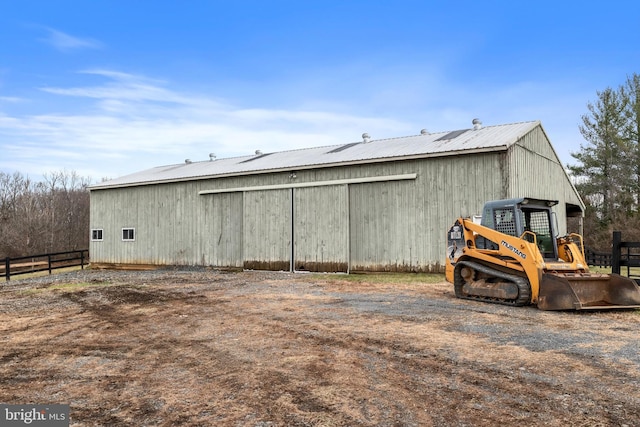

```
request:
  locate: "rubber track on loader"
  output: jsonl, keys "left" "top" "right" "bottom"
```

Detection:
{"left": 453, "top": 260, "right": 532, "bottom": 307}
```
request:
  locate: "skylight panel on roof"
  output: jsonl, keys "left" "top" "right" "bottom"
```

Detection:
{"left": 435, "top": 129, "right": 468, "bottom": 141}
{"left": 326, "top": 142, "right": 360, "bottom": 153}
{"left": 239, "top": 153, "right": 273, "bottom": 163}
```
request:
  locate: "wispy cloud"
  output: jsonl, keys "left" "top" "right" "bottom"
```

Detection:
{"left": 1, "top": 66, "right": 588, "bottom": 180}
{"left": 0, "top": 96, "right": 24, "bottom": 103}
{"left": 41, "top": 69, "right": 211, "bottom": 106}
{"left": 0, "top": 70, "right": 411, "bottom": 180}
{"left": 39, "top": 27, "right": 103, "bottom": 52}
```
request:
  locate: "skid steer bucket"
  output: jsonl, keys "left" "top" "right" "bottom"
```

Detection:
{"left": 537, "top": 273, "right": 640, "bottom": 310}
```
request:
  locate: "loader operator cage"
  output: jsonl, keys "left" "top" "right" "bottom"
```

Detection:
{"left": 491, "top": 205, "right": 556, "bottom": 260}
{"left": 494, "top": 208, "right": 517, "bottom": 236}
{"left": 521, "top": 207, "right": 556, "bottom": 259}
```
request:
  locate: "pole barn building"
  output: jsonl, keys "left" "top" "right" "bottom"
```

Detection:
{"left": 89, "top": 120, "right": 584, "bottom": 273}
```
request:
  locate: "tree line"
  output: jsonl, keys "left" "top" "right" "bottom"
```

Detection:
{"left": 569, "top": 73, "right": 640, "bottom": 250}
{"left": 0, "top": 170, "right": 90, "bottom": 259}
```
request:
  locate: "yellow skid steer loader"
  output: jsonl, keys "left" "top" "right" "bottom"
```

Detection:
{"left": 445, "top": 198, "right": 640, "bottom": 310}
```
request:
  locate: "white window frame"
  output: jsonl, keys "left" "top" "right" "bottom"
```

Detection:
{"left": 122, "top": 227, "right": 136, "bottom": 242}
{"left": 91, "top": 229, "right": 104, "bottom": 241}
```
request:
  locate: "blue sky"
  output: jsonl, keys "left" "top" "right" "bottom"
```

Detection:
{"left": 1, "top": 1, "right": 639, "bottom": 182}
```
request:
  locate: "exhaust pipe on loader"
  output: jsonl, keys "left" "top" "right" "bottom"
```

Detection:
{"left": 538, "top": 273, "right": 640, "bottom": 311}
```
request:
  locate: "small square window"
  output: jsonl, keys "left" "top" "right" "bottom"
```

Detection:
{"left": 122, "top": 228, "right": 135, "bottom": 241}
{"left": 91, "top": 229, "right": 103, "bottom": 241}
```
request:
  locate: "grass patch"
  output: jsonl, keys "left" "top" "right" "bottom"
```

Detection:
{"left": 48, "top": 282, "right": 107, "bottom": 292}
{"left": 0, "top": 265, "right": 86, "bottom": 283}
{"left": 22, "top": 281, "right": 110, "bottom": 295}
{"left": 311, "top": 272, "right": 445, "bottom": 284}
{"left": 589, "top": 265, "right": 640, "bottom": 278}
{"left": 589, "top": 266, "right": 612, "bottom": 274}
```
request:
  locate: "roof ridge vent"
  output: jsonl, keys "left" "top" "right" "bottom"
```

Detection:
{"left": 420, "top": 129, "right": 429, "bottom": 135}
{"left": 209, "top": 153, "right": 216, "bottom": 161}
{"left": 472, "top": 118, "right": 482, "bottom": 130}
{"left": 362, "top": 133, "right": 371, "bottom": 143}
{"left": 185, "top": 159, "right": 192, "bottom": 164}
{"left": 255, "top": 150, "right": 263, "bottom": 155}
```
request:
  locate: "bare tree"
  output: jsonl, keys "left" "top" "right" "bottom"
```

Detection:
{"left": 0, "top": 172, "right": 36, "bottom": 257}
{"left": 0, "top": 170, "right": 91, "bottom": 259}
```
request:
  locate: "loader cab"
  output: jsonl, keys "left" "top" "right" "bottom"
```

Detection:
{"left": 480, "top": 198, "right": 559, "bottom": 260}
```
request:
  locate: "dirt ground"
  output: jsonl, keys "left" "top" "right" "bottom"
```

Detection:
{"left": 1, "top": 269, "right": 640, "bottom": 427}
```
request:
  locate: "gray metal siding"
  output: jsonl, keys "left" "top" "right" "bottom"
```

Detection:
{"left": 346, "top": 154, "right": 505, "bottom": 272}
{"left": 90, "top": 182, "right": 207, "bottom": 265}
{"left": 507, "top": 125, "right": 584, "bottom": 235}
{"left": 425, "top": 153, "right": 504, "bottom": 268}
{"left": 89, "top": 190, "right": 111, "bottom": 263}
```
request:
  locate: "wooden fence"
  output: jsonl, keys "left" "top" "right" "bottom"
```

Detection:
{"left": 586, "top": 231, "right": 640, "bottom": 281}
{"left": 2, "top": 249, "right": 89, "bottom": 281}
{"left": 611, "top": 231, "right": 640, "bottom": 280}
{"left": 585, "top": 247, "right": 613, "bottom": 268}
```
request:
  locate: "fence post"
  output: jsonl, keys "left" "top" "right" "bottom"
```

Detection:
{"left": 81, "top": 250, "right": 85, "bottom": 270}
{"left": 4, "top": 257, "right": 9, "bottom": 281}
{"left": 48, "top": 254, "right": 52, "bottom": 275}
{"left": 612, "top": 231, "right": 622, "bottom": 275}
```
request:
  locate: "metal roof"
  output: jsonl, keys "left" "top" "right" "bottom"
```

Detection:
{"left": 90, "top": 120, "right": 540, "bottom": 190}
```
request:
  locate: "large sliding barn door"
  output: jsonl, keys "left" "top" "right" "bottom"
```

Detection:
{"left": 199, "top": 173, "right": 418, "bottom": 272}
{"left": 242, "top": 189, "right": 291, "bottom": 271}
{"left": 206, "top": 192, "right": 243, "bottom": 267}
{"left": 241, "top": 185, "right": 349, "bottom": 272}
{"left": 293, "top": 185, "right": 348, "bottom": 272}
{"left": 349, "top": 180, "right": 417, "bottom": 271}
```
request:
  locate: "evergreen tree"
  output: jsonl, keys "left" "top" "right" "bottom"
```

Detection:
{"left": 569, "top": 86, "right": 630, "bottom": 225}
{"left": 621, "top": 73, "right": 640, "bottom": 210}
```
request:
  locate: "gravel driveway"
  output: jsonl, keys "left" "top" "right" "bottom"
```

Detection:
{"left": 1, "top": 268, "right": 639, "bottom": 426}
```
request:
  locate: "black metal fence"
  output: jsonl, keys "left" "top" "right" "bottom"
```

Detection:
{"left": 2, "top": 249, "right": 89, "bottom": 281}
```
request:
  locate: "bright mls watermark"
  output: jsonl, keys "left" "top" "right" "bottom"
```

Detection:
{"left": 1, "top": 405, "right": 69, "bottom": 426}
